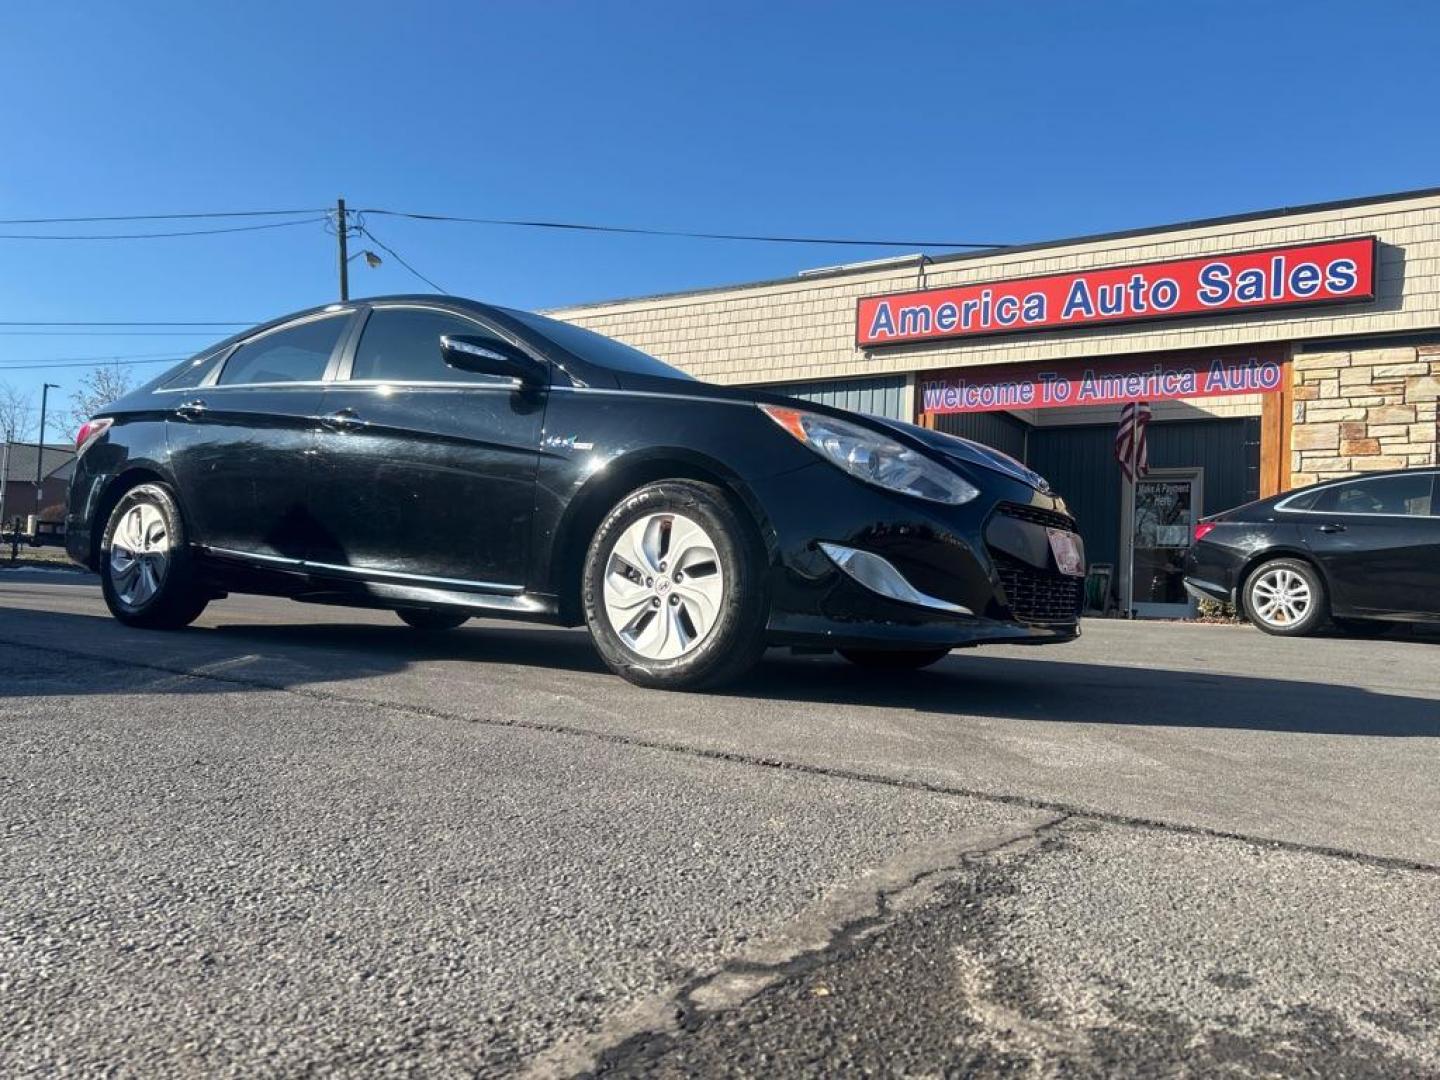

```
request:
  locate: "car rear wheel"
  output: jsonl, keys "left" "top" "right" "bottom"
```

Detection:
{"left": 1243, "top": 558, "right": 1325, "bottom": 637}
{"left": 99, "top": 481, "right": 209, "bottom": 629}
{"left": 839, "top": 647, "right": 952, "bottom": 671}
{"left": 396, "top": 608, "right": 470, "bottom": 631}
{"left": 582, "top": 480, "right": 768, "bottom": 690}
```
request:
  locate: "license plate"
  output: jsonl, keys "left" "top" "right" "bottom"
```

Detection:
{"left": 1046, "top": 528, "right": 1085, "bottom": 577}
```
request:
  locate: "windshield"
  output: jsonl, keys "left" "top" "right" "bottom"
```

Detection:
{"left": 505, "top": 308, "right": 695, "bottom": 380}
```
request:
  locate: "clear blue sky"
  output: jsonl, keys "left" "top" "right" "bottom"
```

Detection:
{"left": 1, "top": 0, "right": 1437, "bottom": 435}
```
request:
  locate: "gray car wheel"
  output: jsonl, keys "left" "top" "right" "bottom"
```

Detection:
{"left": 99, "top": 482, "right": 209, "bottom": 629}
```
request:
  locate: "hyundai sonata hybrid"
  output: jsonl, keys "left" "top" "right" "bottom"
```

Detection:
{"left": 67, "top": 296, "right": 1084, "bottom": 688}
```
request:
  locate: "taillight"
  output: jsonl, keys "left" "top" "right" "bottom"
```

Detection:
{"left": 75, "top": 417, "right": 113, "bottom": 455}
{"left": 1193, "top": 521, "right": 1218, "bottom": 543}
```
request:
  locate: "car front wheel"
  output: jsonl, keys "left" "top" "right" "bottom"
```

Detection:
{"left": 99, "top": 481, "right": 209, "bottom": 629}
{"left": 1243, "top": 558, "right": 1325, "bottom": 637}
{"left": 582, "top": 480, "right": 768, "bottom": 690}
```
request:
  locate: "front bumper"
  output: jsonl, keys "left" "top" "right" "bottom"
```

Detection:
{"left": 756, "top": 462, "right": 1084, "bottom": 651}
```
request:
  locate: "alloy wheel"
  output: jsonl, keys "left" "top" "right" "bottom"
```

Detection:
{"left": 602, "top": 511, "right": 725, "bottom": 660}
{"left": 109, "top": 501, "right": 172, "bottom": 611}
{"left": 1250, "top": 566, "right": 1312, "bottom": 628}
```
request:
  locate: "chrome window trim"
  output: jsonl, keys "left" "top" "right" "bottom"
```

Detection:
{"left": 328, "top": 377, "right": 523, "bottom": 392}
{"left": 201, "top": 546, "right": 524, "bottom": 594}
{"left": 548, "top": 385, "right": 752, "bottom": 407}
{"left": 154, "top": 380, "right": 332, "bottom": 394}
{"left": 1274, "top": 471, "right": 1438, "bottom": 519}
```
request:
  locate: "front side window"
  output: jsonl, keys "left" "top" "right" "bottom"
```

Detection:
{"left": 217, "top": 315, "right": 347, "bottom": 386}
{"left": 350, "top": 307, "right": 505, "bottom": 383}
{"left": 1310, "top": 473, "right": 1434, "bottom": 516}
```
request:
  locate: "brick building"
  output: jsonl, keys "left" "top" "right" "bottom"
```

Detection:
{"left": 550, "top": 187, "right": 1440, "bottom": 616}
{"left": 0, "top": 442, "right": 75, "bottom": 529}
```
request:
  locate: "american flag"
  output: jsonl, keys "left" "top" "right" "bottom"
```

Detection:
{"left": 1114, "top": 401, "right": 1151, "bottom": 482}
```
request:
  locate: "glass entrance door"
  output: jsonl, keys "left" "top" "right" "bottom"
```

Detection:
{"left": 1127, "top": 469, "right": 1203, "bottom": 618}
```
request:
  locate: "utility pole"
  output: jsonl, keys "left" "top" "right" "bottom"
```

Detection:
{"left": 336, "top": 197, "right": 349, "bottom": 302}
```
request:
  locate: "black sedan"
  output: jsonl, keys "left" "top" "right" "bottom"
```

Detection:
{"left": 67, "top": 296, "right": 1083, "bottom": 689}
{"left": 1184, "top": 468, "right": 1439, "bottom": 636}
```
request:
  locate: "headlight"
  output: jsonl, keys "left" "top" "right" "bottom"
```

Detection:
{"left": 759, "top": 404, "right": 979, "bottom": 505}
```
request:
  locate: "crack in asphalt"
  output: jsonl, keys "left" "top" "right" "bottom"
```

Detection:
{"left": 3, "top": 634, "right": 1435, "bottom": 880}
{"left": 554, "top": 817, "right": 1073, "bottom": 1078}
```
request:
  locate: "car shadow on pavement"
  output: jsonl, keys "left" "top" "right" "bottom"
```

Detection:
{"left": 1, "top": 602, "right": 1437, "bottom": 738}
{"left": 730, "top": 652, "right": 1440, "bottom": 737}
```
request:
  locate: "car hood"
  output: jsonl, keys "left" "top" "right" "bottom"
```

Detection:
{"left": 614, "top": 372, "right": 1052, "bottom": 492}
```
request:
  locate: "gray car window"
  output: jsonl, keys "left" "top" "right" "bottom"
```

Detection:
{"left": 350, "top": 307, "right": 499, "bottom": 383}
{"left": 1310, "top": 473, "right": 1433, "bottom": 516}
{"left": 218, "top": 315, "right": 346, "bottom": 386}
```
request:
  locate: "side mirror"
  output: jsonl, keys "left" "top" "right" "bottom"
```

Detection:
{"left": 440, "top": 334, "right": 547, "bottom": 386}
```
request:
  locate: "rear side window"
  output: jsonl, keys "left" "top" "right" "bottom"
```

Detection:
{"left": 218, "top": 315, "right": 347, "bottom": 386}
{"left": 1310, "top": 474, "right": 1433, "bottom": 516}
{"left": 160, "top": 348, "right": 226, "bottom": 390}
{"left": 349, "top": 306, "right": 502, "bottom": 383}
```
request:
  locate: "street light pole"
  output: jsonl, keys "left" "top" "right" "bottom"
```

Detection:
{"left": 0, "top": 437, "right": 10, "bottom": 541}
{"left": 36, "top": 382, "right": 59, "bottom": 492}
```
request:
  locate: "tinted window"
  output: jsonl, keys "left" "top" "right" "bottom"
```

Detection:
{"left": 218, "top": 316, "right": 346, "bottom": 386}
{"left": 1281, "top": 489, "right": 1321, "bottom": 512}
{"left": 160, "top": 348, "right": 226, "bottom": 390}
{"left": 351, "top": 307, "right": 499, "bottom": 383}
{"left": 1310, "top": 474, "right": 1433, "bottom": 516}
{"left": 503, "top": 308, "right": 694, "bottom": 380}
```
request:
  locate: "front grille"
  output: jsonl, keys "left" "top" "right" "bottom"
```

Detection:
{"left": 994, "top": 554, "right": 1083, "bottom": 625}
{"left": 997, "top": 502, "right": 1076, "bottom": 532}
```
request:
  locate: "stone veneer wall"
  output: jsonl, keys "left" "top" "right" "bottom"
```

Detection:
{"left": 1291, "top": 345, "right": 1440, "bottom": 484}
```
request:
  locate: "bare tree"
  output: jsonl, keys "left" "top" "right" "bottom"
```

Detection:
{"left": 0, "top": 381, "right": 34, "bottom": 441}
{"left": 68, "top": 363, "right": 137, "bottom": 437}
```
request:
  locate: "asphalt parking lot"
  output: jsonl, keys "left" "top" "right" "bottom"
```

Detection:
{"left": 2, "top": 570, "right": 1437, "bottom": 1077}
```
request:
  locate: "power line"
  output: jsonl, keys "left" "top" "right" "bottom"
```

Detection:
{"left": 0, "top": 355, "right": 182, "bottom": 371}
{"left": 357, "top": 224, "right": 447, "bottom": 294}
{"left": 0, "top": 208, "right": 325, "bottom": 225}
{"left": 0, "top": 320, "right": 250, "bottom": 327}
{"left": 357, "top": 207, "right": 1006, "bottom": 249}
{"left": 0, "top": 202, "right": 1007, "bottom": 249}
{"left": 0, "top": 330, "right": 227, "bottom": 337}
{"left": 0, "top": 356, "right": 180, "bottom": 372}
{"left": 0, "top": 217, "right": 326, "bottom": 241}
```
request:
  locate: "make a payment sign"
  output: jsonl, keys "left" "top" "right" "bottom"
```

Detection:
{"left": 856, "top": 237, "right": 1376, "bottom": 347}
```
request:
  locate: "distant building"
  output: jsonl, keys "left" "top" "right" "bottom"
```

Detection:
{"left": 1, "top": 442, "right": 75, "bottom": 525}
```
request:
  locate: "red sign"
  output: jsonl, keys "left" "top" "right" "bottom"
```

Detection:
{"left": 857, "top": 237, "right": 1376, "bottom": 347}
{"left": 919, "top": 348, "right": 1286, "bottom": 415}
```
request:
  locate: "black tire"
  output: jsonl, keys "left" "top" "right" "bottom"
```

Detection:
{"left": 839, "top": 647, "right": 952, "bottom": 671}
{"left": 396, "top": 608, "right": 470, "bottom": 631}
{"left": 582, "top": 480, "right": 768, "bottom": 690}
{"left": 1242, "top": 557, "right": 1326, "bottom": 637}
{"left": 99, "top": 481, "right": 209, "bottom": 629}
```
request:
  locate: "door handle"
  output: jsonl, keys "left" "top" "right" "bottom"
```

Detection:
{"left": 319, "top": 408, "right": 365, "bottom": 432}
{"left": 174, "top": 398, "right": 207, "bottom": 418}
{"left": 1317, "top": 523, "right": 1347, "bottom": 534}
